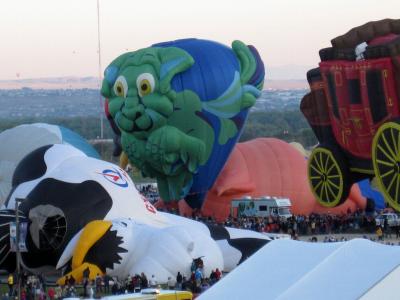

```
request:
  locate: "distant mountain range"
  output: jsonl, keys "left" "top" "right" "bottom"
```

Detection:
{"left": 0, "top": 76, "right": 308, "bottom": 90}
{"left": 0, "top": 65, "right": 312, "bottom": 90}
{"left": 0, "top": 76, "right": 101, "bottom": 89}
{"left": 267, "top": 65, "right": 313, "bottom": 80}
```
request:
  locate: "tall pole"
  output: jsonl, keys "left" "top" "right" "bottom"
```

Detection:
{"left": 97, "top": 0, "right": 104, "bottom": 140}
{"left": 15, "top": 198, "right": 22, "bottom": 300}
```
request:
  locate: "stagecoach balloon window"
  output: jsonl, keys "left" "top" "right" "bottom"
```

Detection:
{"left": 28, "top": 205, "right": 67, "bottom": 250}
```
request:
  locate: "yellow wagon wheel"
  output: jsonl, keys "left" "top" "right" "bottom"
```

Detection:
{"left": 308, "top": 144, "right": 350, "bottom": 207}
{"left": 372, "top": 121, "right": 400, "bottom": 211}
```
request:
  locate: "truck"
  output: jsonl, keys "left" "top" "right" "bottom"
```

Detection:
{"left": 231, "top": 196, "right": 292, "bottom": 219}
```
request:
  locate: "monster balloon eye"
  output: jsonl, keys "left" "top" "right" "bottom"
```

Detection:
{"left": 113, "top": 76, "right": 128, "bottom": 98}
{"left": 136, "top": 73, "right": 155, "bottom": 97}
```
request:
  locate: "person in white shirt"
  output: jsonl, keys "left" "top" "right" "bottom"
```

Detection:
{"left": 167, "top": 277, "right": 175, "bottom": 290}
{"left": 149, "top": 275, "right": 157, "bottom": 288}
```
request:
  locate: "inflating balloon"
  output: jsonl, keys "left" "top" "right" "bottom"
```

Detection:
{"left": 176, "top": 138, "right": 367, "bottom": 221}
{"left": 0, "top": 123, "right": 99, "bottom": 206}
{"left": 358, "top": 179, "right": 385, "bottom": 210}
{"left": 301, "top": 19, "right": 400, "bottom": 210}
{"left": 101, "top": 38, "right": 265, "bottom": 208}
{"left": 0, "top": 144, "right": 270, "bottom": 283}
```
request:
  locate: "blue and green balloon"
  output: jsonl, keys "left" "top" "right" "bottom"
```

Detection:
{"left": 101, "top": 38, "right": 265, "bottom": 208}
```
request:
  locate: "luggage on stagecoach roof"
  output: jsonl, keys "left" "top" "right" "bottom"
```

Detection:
{"left": 319, "top": 19, "right": 400, "bottom": 61}
{"left": 299, "top": 18, "right": 400, "bottom": 172}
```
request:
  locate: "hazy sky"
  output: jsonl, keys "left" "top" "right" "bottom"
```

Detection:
{"left": 0, "top": 0, "right": 399, "bottom": 80}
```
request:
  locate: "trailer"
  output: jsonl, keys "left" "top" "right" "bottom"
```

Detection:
{"left": 231, "top": 196, "right": 292, "bottom": 219}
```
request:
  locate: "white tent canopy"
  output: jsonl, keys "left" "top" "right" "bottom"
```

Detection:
{"left": 199, "top": 239, "right": 400, "bottom": 300}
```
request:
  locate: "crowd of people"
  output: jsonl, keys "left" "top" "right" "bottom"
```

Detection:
{"left": 136, "top": 184, "right": 160, "bottom": 204}
{"left": 222, "top": 211, "right": 380, "bottom": 236}
{"left": 81, "top": 258, "right": 222, "bottom": 296}
{"left": 4, "top": 273, "right": 51, "bottom": 300}
{"left": 179, "top": 208, "right": 400, "bottom": 238}
{"left": 3, "top": 201, "right": 399, "bottom": 299}
{"left": 3, "top": 256, "right": 222, "bottom": 299}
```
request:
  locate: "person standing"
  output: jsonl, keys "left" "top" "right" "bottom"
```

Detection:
{"left": 95, "top": 273, "right": 102, "bottom": 295}
{"left": 63, "top": 275, "right": 69, "bottom": 288}
{"left": 55, "top": 285, "right": 62, "bottom": 299}
{"left": 133, "top": 275, "right": 141, "bottom": 293}
{"left": 47, "top": 287, "right": 55, "bottom": 300}
{"left": 194, "top": 268, "right": 203, "bottom": 288}
{"left": 215, "top": 268, "right": 221, "bottom": 281}
{"left": 140, "top": 273, "right": 148, "bottom": 289}
{"left": 149, "top": 275, "right": 157, "bottom": 288}
{"left": 176, "top": 272, "right": 183, "bottom": 290}
{"left": 167, "top": 277, "right": 175, "bottom": 290}
{"left": 104, "top": 274, "right": 111, "bottom": 294}
{"left": 7, "top": 273, "right": 14, "bottom": 297}
{"left": 377, "top": 225, "right": 384, "bottom": 241}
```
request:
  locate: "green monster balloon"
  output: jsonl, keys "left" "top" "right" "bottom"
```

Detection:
{"left": 102, "top": 38, "right": 265, "bottom": 207}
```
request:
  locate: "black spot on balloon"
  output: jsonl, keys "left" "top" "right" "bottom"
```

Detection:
{"left": 19, "top": 179, "right": 113, "bottom": 269}
{"left": 12, "top": 145, "right": 52, "bottom": 187}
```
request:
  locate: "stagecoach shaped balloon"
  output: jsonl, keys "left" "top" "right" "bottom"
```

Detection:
{"left": 0, "top": 144, "right": 270, "bottom": 283}
{"left": 101, "top": 38, "right": 265, "bottom": 208}
{"left": 301, "top": 19, "right": 400, "bottom": 211}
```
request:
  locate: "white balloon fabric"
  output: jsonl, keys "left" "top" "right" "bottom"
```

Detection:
{"left": 0, "top": 123, "right": 99, "bottom": 206}
{"left": 0, "top": 143, "right": 270, "bottom": 284}
{"left": 74, "top": 218, "right": 224, "bottom": 283}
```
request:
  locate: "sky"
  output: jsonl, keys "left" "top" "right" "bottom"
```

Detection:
{"left": 0, "top": 0, "right": 399, "bottom": 80}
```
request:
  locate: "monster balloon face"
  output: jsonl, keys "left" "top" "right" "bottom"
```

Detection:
{"left": 102, "top": 47, "right": 193, "bottom": 138}
{"left": 102, "top": 39, "right": 265, "bottom": 207}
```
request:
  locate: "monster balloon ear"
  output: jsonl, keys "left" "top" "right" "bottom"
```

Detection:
{"left": 232, "top": 40, "right": 257, "bottom": 85}
{"left": 158, "top": 47, "right": 194, "bottom": 94}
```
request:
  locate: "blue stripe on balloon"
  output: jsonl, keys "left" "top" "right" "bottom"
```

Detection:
{"left": 105, "top": 66, "right": 119, "bottom": 85}
{"left": 160, "top": 57, "right": 188, "bottom": 80}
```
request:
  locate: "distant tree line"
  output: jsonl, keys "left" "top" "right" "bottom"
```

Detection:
{"left": 0, "top": 116, "right": 114, "bottom": 140}
{"left": 241, "top": 110, "right": 317, "bottom": 147}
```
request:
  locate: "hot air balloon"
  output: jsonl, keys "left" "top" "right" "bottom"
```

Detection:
{"left": 301, "top": 19, "right": 400, "bottom": 211}
{"left": 0, "top": 144, "right": 270, "bottom": 283}
{"left": 101, "top": 38, "right": 265, "bottom": 208}
{"left": 0, "top": 123, "right": 99, "bottom": 205}
{"left": 177, "top": 138, "right": 368, "bottom": 221}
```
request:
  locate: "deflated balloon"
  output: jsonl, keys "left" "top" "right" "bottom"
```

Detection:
{"left": 0, "top": 144, "right": 270, "bottom": 283}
